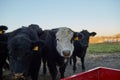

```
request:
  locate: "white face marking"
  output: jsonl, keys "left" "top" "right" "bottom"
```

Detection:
{"left": 56, "top": 27, "right": 74, "bottom": 58}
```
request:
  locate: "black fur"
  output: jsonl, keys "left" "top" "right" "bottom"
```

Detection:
{"left": 8, "top": 24, "right": 45, "bottom": 80}
{"left": 0, "top": 25, "right": 8, "bottom": 30}
{"left": 40, "top": 28, "right": 74, "bottom": 80}
{"left": 0, "top": 25, "right": 8, "bottom": 80}
{"left": 0, "top": 33, "right": 8, "bottom": 80}
{"left": 71, "top": 30, "right": 96, "bottom": 72}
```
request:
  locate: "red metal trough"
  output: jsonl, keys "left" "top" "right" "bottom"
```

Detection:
{"left": 61, "top": 67, "right": 120, "bottom": 80}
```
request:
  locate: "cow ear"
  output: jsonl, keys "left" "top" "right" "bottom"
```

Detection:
{"left": 74, "top": 36, "right": 79, "bottom": 41}
{"left": 32, "top": 45, "right": 39, "bottom": 51}
{"left": 73, "top": 32, "right": 78, "bottom": 41}
{"left": 90, "top": 32, "right": 96, "bottom": 36}
{"left": 0, "top": 25, "right": 8, "bottom": 30}
{"left": 73, "top": 32, "right": 83, "bottom": 41}
{"left": 0, "top": 30, "right": 4, "bottom": 34}
{"left": 31, "top": 40, "right": 45, "bottom": 52}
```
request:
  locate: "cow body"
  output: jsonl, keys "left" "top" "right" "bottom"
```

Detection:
{"left": 71, "top": 30, "right": 96, "bottom": 72}
{"left": 0, "top": 25, "right": 8, "bottom": 80}
{"left": 0, "top": 33, "right": 8, "bottom": 80}
{"left": 8, "top": 24, "right": 44, "bottom": 80}
{"left": 40, "top": 27, "right": 75, "bottom": 80}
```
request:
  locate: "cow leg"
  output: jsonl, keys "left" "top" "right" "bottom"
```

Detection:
{"left": 30, "top": 69, "right": 39, "bottom": 80}
{"left": 59, "top": 61, "right": 68, "bottom": 78}
{"left": 47, "top": 62, "right": 58, "bottom": 80}
{"left": 59, "top": 66, "right": 65, "bottom": 78}
{"left": 3, "top": 61, "right": 9, "bottom": 70}
{"left": 30, "top": 55, "right": 41, "bottom": 80}
{"left": 0, "top": 66, "right": 2, "bottom": 80}
{"left": 42, "top": 58, "right": 47, "bottom": 75}
{"left": 0, "top": 60, "right": 6, "bottom": 80}
{"left": 69, "top": 57, "right": 72, "bottom": 65}
{"left": 81, "top": 57, "right": 85, "bottom": 71}
{"left": 0, "top": 60, "right": 3, "bottom": 80}
{"left": 73, "top": 56, "right": 77, "bottom": 73}
{"left": 30, "top": 67, "right": 40, "bottom": 80}
{"left": 0, "top": 53, "right": 8, "bottom": 80}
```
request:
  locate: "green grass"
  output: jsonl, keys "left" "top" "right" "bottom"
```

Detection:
{"left": 87, "top": 43, "right": 120, "bottom": 53}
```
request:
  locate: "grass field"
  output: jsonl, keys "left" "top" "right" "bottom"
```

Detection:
{"left": 87, "top": 43, "right": 120, "bottom": 53}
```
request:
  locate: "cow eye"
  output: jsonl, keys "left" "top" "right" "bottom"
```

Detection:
{"left": 56, "top": 38, "right": 60, "bottom": 41}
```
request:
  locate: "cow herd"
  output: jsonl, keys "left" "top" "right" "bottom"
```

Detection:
{"left": 0, "top": 24, "right": 96, "bottom": 80}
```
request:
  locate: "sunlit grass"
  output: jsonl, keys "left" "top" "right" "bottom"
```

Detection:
{"left": 87, "top": 43, "right": 120, "bottom": 53}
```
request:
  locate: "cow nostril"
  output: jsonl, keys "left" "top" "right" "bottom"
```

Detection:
{"left": 63, "top": 50, "right": 70, "bottom": 57}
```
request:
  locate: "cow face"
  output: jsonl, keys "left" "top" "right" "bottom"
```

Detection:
{"left": 79, "top": 30, "right": 96, "bottom": 47}
{"left": 8, "top": 35, "right": 45, "bottom": 80}
{"left": 9, "top": 40, "right": 44, "bottom": 80}
{"left": 55, "top": 27, "right": 74, "bottom": 58}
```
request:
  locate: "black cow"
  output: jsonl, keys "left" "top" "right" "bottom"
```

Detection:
{"left": 8, "top": 24, "right": 45, "bottom": 80}
{"left": 0, "top": 25, "right": 8, "bottom": 80}
{"left": 40, "top": 27, "right": 77, "bottom": 80}
{"left": 71, "top": 30, "right": 96, "bottom": 72}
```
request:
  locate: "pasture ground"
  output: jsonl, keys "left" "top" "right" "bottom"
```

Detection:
{"left": 3, "top": 43, "right": 120, "bottom": 80}
{"left": 38, "top": 52, "right": 120, "bottom": 80}
{"left": 4, "top": 53, "right": 120, "bottom": 80}
{"left": 4, "top": 52, "right": 119, "bottom": 80}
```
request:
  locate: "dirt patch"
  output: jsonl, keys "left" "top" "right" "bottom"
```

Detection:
{"left": 3, "top": 53, "right": 120, "bottom": 80}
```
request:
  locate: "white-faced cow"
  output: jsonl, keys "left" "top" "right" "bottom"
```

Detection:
{"left": 71, "top": 30, "right": 96, "bottom": 72}
{"left": 8, "top": 24, "right": 45, "bottom": 80}
{"left": 40, "top": 27, "right": 78, "bottom": 80}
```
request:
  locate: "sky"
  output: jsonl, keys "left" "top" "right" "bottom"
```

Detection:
{"left": 0, "top": 0, "right": 120, "bottom": 36}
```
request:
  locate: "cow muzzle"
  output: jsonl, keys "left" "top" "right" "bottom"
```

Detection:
{"left": 12, "top": 73, "right": 25, "bottom": 80}
{"left": 62, "top": 50, "right": 71, "bottom": 57}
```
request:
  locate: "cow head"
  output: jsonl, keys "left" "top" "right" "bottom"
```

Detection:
{"left": 79, "top": 30, "right": 96, "bottom": 47}
{"left": 55, "top": 27, "right": 75, "bottom": 58}
{"left": 0, "top": 25, "right": 8, "bottom": 34}
{"left": 28, "top": 24, "right": 43, "bottom": 35}
{"left": 8, "top": 26, "right": 45, "bottom": 80}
